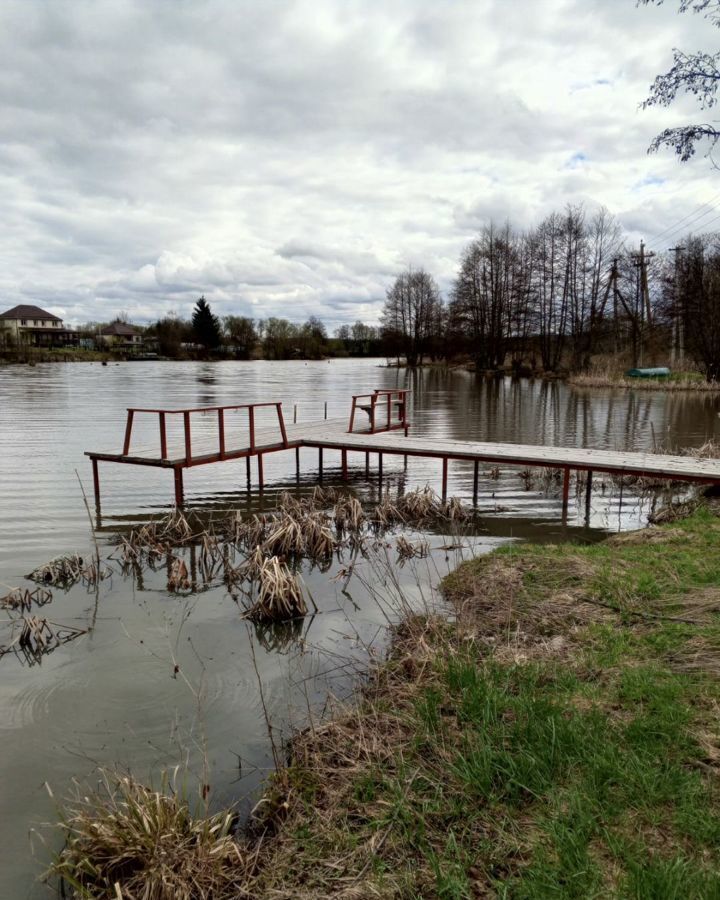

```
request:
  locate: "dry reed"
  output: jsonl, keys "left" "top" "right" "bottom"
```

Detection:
{"left": 243, "top": 556, "right": 308, "bottom": 622}
{"left": 0, "top": 586, "right": 52, "bottom": 611}
{"left": 28, "top": 555, "right": 109, "bottom": 589}
{"left": 48, "top": 768, "right": 249, "bottom": 900}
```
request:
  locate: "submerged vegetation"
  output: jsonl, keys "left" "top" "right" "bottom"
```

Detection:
{"left": 46, "top": 503, "right": 720, "bottom": 897}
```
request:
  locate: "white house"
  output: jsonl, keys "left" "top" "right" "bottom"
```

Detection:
{"left": 0, "top": 304, "right": 78, "bottom": 347}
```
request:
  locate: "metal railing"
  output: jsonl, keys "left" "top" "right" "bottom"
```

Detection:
{"left": 121, "top": 402, "right": 288, "bottom": 464}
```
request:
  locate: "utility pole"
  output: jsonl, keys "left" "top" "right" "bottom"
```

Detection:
{"left": 668, "top": 246, "right": 684, "bottom": 368}
{"left": 631, "top": 241, "right": 656, "bottom": 366}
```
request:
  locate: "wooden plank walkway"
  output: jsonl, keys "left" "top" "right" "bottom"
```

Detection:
{"left": 86, "top": 396, "right": 720, "bottom": 514}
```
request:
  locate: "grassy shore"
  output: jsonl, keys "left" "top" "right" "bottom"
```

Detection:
{"left": 50, "top": 506, "right": 720, "bottom": 898}
{"left": 569, "top": 369, "right": 719, "bottom": 392}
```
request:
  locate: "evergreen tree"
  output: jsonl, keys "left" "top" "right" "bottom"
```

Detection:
{"left": 191, "top": 296, "right": 222, "bottom": 349}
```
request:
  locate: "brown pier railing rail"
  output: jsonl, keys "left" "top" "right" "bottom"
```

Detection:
{"left": 348, "top": 389, "right": 409, "bottom": 435}
{"left": 122, "top": 402, "right": 289, "bottom": 465}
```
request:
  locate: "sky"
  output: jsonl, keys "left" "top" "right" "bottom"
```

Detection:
{"left": 0, "top": 0, "right": 717, "bottom": 330}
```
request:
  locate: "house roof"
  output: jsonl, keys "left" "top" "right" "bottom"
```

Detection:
{"left": 100, "top": 322, "right": 141, "bottom": 336}
{"left": 0, "top": 304, "right": 62, "bottom": 321}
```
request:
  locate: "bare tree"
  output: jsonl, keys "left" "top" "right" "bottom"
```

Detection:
{"left": 676, "top": 233, "right": 720, "bottom": 379}
{"left": 450, "top": 224, "right": 519, "bottom": 370}
{"left": 381, "top": 268, "right": 443, "bottom": 366}
{"left": 640, "top": 0, "right": 720, "bottom": 161}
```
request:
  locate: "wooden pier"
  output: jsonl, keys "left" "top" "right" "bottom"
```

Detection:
{"left": 86, "top": 389, "right": 720, "bottom": 517}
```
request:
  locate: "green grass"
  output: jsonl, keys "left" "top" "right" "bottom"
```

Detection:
{"left": 246, "top": 508, "right": 720, "bottom": 897}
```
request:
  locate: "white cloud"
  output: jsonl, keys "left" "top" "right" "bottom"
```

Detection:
{"left": 0, "top": 0, "right": 716, "bottom": 329}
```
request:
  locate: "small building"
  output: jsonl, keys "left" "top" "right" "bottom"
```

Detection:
{"left": 0, "top": 304, "right": 78, "bottom": 347}
{"left": 98, "top": 322, "right": 143, "bottom": 349}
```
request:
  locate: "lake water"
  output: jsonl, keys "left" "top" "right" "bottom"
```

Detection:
{"left": 1, "top": 359, "right": 719, "bottom": 897}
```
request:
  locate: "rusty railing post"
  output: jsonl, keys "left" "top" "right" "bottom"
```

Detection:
{"left": 159, "top": 412, "right": 167, "bottom": 460}
{"left": 174, "top": 467, "right": 185, "bottom": 507}
{"left": 183, "top": 411, "right": 192, "bottom": 464}
{"left": 123, "top": 410, "right": 135, "bottom": 456}
{"left": 276, "top": 403, "right": 288, "bottom": 446}
{"left": 562, "top": 467, "right": 571, "bottom": 522}
{"left": 218, "top": 408, "right": 225, "bottom": 459}
{"left": 348, "top": 397, "right": 357, "bottom": 433}
{"left": 92, "top": 458, "right": 101, "bottom": 508}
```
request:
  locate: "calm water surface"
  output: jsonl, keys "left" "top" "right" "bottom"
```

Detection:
{"left": 1, "top": 359, "right": 718, "bottom": 897}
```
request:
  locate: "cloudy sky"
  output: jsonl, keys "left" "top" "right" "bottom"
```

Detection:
{"left": 0, "top": 0, "right": 717, "bottom": 329}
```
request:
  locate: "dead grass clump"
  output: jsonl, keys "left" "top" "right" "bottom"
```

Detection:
{"left": 302, "top": 513, "right": 336, "bottom": 559}
{"left": 243, "top": 556, "right": 307, "bottom": 622}
{"left": 333, "top": 495, "right": 364, "bottom": 532}
{"left": 681, "top": 439, "right": 720, "bottom": 460}
{"left": 396, "top": 536, "right": 430, "bottom": 561}
{"left": 443, "top": 552, "right": 607, "bottom": 642}
{"left": 400, "top": 485, "right": 443, "bottom": 520}
{"left": 372, "top": 495, "right": 406, "bottom": 528}
{"left": 606, "top": 526, "right": 687, "bottom": 546}
{"left": 0, "top": 615, "right": 87, "bottom": 662}
{"left": 116, "top": 510, "right": 206, "bottom": 565}
{"left": 441, "top": 495, "right": 469, "bottom": 521}
{"left": 28, "top": 555, "right": 108, "bottom": 589}
{"left": 261, "top": 512, "right": 335, "bottom": 561}
{"left": 310, "top": 485, "right": 339, "bottom": 507}
{"left": 167, "top": 556, "right": 191, "bottom": 592}
{"left": 666, "top": 634, "right": 720, "bottom": 678}
{"left": 648, "top": 498, "right": 701, "bottom": 525}
{"left": 48, "top": 768, "right": 248, "bottom": 900}
{"left": 0, "top": 586, "right": 52, "bottom": 611}
{"left": 229, "top": 546, "right": 266, "bottom": 586}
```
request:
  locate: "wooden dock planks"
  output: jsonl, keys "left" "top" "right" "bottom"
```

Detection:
{"left": 86, "top": 410, "right": 720, "bottom": 509}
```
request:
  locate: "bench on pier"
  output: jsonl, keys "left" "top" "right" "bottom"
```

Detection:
{"left": 348, "top": 389, "right": 409, "bottom": 435}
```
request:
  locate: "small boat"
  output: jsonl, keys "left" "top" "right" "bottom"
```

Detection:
{"left": 624, "top": 367, "right": 671, "bottom": 378}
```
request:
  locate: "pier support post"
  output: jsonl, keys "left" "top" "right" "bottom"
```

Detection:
{"left": 174, "top": 467, "right": 185, "bottom": 507}
{"left": 378, "top": 452, "right": 383, "bottom": 493}
{"left": 258, "top": 453, "right": 264, "bottom": 492}
{"left": 91, "top": 458, "right": 101, "bottom": 510}
{"left": 442, "top": 458, "right": 448, "bottom": 502}
{"left": 561, "top": 467, "right": 571, "bottom": 523}
{"left": 246, "top": 455, "right": 251, "bottom": 487}
{"left": 365, "top": 452, "right": 370, "bottom": 479}
{"left": 341, "top": 449, "right": 348, "bottom": 480}
{"left": 295, "top": 447, "right": 300, "bottom": 481}
{"left": 319, "top": 448, "right": 323, "bottom": 482}
{"left": 584, "top": 470, "right": 593, "bottom": 525}
{"left": 473, "top": 460, "right": 479, "bottom": 506}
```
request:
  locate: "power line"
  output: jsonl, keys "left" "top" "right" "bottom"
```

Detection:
{"left": 649, "top": 190, "right": 720, "bottom": 243}
{"left": 657, "top": 211, "right": 720, "bottom": 250}
{"left": 654, "top": 203, "right": 720, "bottom": 245}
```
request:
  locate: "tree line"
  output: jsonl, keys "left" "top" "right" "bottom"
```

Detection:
{"left": 381, "top": 205, "right": 720, "bottom": 382}
{"left": 141, "top": 297, "right": 385, "bottom": 360}
{"left": 83, "top": 203, "right": 720, "bottom": 380}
